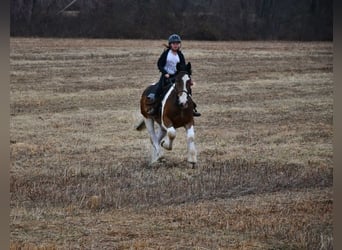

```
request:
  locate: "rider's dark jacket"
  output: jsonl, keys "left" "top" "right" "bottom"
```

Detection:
{"left": 157, "top": 49, "right": 186, "bottom": 76}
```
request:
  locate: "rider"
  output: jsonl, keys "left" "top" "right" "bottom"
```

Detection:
{"left": 147, "top": 34, "right": 201, "bottom": 117}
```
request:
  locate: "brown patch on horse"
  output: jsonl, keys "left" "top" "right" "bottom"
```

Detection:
{"left": 162, "top": 90, "right": 194, "bottom": 129}
{"left": 140, "top": 97, "right": 162, "bottom": 124}
{"left": 161, "top": 72, "right": 194, "bottom": 129}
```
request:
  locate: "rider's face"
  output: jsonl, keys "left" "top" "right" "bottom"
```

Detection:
{"left": 170, "top": 42, "right": 181, "bottom": 51}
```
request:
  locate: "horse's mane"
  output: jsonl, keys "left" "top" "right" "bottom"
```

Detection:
{"left": 176, "top": 62, "right": 192, "bottom": 76}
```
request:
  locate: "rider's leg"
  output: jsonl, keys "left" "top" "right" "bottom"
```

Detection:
{"left": 192, "top": 102, "right": 201, "bottom": 117}
{"left": 147, "top": 80, "right": 161, "bottom": 102}
{"left": 147, "top": 75, "right": 164, "bottom": 115}
{"left": 189, "top": 88, "right": 201, "bottom": 117}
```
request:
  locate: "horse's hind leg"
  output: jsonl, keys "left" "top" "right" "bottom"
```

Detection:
{"left": 144, "top": 118, "right": 162, "bottom": 163}
{"left": 186, "top": 125, "right": 197, "bottom": 164}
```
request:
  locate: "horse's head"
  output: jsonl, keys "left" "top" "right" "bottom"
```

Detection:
{"left": 175, "top": 62, "right": 193, "bottom": 109}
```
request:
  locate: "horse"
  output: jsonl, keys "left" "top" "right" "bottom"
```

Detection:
{"left": 136, "top": 62, "right": 197, "bottom": 166}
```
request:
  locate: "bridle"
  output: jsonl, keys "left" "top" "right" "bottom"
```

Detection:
{"left": 176, "top": 89, "right": 190, "bottom": 96}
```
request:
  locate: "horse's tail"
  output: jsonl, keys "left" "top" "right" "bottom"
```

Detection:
{"left": 135, "top": 118, "right": 146, "bottom": 131}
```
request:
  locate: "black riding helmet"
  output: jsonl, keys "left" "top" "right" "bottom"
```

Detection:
{"left": 168, "top": 34, "right": 181, "bottom": 44}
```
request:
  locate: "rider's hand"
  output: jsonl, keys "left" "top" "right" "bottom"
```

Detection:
{"left": 165, "top": 74, "right": 170, "bottom": 78}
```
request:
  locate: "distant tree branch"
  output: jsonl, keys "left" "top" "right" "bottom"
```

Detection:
{"left": 56, "top": 0, "right": 78, "bottom": 15}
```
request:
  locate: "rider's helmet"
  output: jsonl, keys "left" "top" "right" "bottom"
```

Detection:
{"left": 168, "top": 34, "right": 181, "bottom": 44}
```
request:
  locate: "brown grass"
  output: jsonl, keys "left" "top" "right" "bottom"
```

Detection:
{"left": 10, "top": 38, "right": 333, "bottom": 249}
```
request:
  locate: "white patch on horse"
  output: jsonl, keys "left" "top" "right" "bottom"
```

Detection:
{"left": 161, "top": 84, "right": 175, "bottom": 130}
{"left": 186, "top": 125, "right": 197, "bottom": 163}
{"left": 179, "top": 74, "right": 190, "bottom": 105}
{"left": 161, "top": 126, "right": 176, "bottom": 150}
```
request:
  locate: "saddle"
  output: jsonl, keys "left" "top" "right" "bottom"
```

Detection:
{"left": 144, "top": 79, "right": 174, "bottom": 115}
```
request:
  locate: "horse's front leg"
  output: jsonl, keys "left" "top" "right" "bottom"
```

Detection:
{"left": 161, "top": 126, "right": 176, "bottom": 151}
{"left": 144, "top": 118, "right": 162, "bottom": 163}
{"left": 186, "top": 125, "right": 197, "bottom": 164}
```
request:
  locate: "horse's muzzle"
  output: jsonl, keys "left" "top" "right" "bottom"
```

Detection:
{"left": 179, "top": 102, "right": 188, "bottom": 109}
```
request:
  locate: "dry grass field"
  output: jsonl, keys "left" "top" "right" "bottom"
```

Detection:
{"left": 10, "top": 38, "right": 333, "bottom": 249}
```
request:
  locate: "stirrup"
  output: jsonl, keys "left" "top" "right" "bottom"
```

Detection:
{"left": 147, "top": 93, "right": 155, "bottom": 100}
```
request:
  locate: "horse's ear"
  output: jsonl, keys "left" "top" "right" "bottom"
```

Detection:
{"left": 176, "top": 62, "right": 182, "bottom": 72}
{"left": 186, "top": 62, "right": 192, "bottom": 75}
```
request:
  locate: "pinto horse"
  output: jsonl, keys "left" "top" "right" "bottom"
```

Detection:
{"left": 137, "top": 62, "right": 197, "bottom": 165}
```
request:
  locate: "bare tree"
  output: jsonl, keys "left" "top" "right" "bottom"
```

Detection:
{"left": 10, "top": 0, "right": 333, "bottom": 40}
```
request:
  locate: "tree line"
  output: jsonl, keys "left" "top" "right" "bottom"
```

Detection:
{"left": 10, "top": 0, "right": 332, "bottom": 40}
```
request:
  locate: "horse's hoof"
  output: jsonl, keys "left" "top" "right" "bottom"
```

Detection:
{"left": 150, "top": 155, "right": 165, "bottom": 165}
{"left": 161, "top": 140, "right": 171, "bottom": 150}
{"left": 149, "top": 159, "right": 159, "bottom": 166}
{"left": 189, "top": 161, "right": 197, "bottom": 168}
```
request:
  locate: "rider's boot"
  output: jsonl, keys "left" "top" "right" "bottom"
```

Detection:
{"left": 192, "top": 101, "right": 201, "bottom": 117}
{"left": 189, "top": 88, "right": 201, "bottom": 117}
